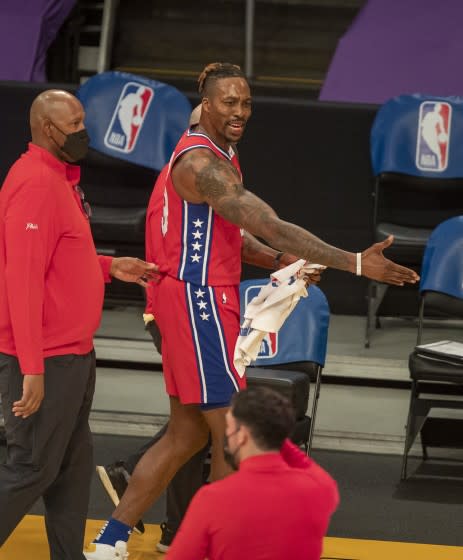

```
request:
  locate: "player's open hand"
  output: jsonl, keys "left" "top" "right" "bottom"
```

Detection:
{"left": 360, "top": 236, "right": 420, "bottom": 286}
{"left": 110, "top": 257, "right": 159, "bottom": 287}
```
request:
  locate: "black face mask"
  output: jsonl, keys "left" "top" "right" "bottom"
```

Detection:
{"left": 50, "top": 122, "right": 90, "bottom": 162}
{"left": 223, "top": 427, "right": 242, "bottom": 471}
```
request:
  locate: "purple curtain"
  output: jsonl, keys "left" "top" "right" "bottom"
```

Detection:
{"left": 0, "top": 0, "right": 76, "bottom": 81}
{"left": 320, "top": 0, "right": 463, "bottom": 104}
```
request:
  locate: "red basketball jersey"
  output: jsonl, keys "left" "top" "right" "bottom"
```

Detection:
{"left": 153, "top": 128, "right": 243, "bottom": 286}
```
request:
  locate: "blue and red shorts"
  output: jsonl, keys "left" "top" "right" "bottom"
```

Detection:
{"left": 152, "top": 275, "right": 246, "bottom": 405}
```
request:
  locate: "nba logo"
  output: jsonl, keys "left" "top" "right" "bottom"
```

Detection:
{"left": 244, "top": 284, "right": 278, "bottom": 359}
{"left": 257, "top": 332, "right": 278, "bottom": 359}
{"left": 416, "top": 101, "right": 451, "bottom": 172}
{"left": 104, "top": 82, "right": 154, "bottom": 153}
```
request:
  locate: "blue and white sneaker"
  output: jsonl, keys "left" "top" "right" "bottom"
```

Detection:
{"left": 83, "top": 540, "right": 128, "bottom": 559}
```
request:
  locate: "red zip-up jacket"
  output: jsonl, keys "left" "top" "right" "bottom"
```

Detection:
{"left": 0, "top": 143, "right": 112, "bottom": 374}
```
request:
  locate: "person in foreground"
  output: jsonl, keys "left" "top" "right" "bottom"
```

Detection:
{"left": 85, "top": 62, "right": 418, "bottom": 560}
{"left": 0, "top": 89, "right": 156, "bottom": 560}
{"left": 166, "top": 386, "right": 339, "bottom": 560}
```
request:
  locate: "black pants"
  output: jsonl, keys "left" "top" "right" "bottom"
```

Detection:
{"left": 0, "top": 351, "right": 96, "bottom": 560}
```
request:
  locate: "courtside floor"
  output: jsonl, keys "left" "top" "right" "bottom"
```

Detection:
{"left": 1, "top": 436, "right": 462, "bottom": 559}
{"left": 1, "top": 516, "right": 462, "bottom": 560}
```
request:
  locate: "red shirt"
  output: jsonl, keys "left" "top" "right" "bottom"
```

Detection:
{"left": 166, "top": 440, "right": 339, "bottom": 560}
{"left": 152, "top": 128, "right": 243, "bottom": 287}
{"left": 0, "top": 143, "right": 112, "bottom": 374}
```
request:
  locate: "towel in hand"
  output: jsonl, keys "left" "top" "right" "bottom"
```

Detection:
{"left": 233, "top": 260, "right": 325, "bottom": 377}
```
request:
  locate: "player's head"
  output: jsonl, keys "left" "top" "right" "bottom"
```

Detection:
{"left": 197, "top": 62, "right": 251, "bottom": 145}
{"left": 30, "top": 89, "right": 89, "bottom": 163}
{"left": 224, "top": 386, "right": 296, "bottom": 470}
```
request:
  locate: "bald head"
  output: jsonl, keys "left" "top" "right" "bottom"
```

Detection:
{"left": 30, "top": 90, "right": 83, "bottom": 132}
{"left": 30, "top": 89, "right": 87, "bottom": 162}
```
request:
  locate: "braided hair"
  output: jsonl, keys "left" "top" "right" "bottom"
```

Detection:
{"left": 197, "top": 62, "right": 246, "bottom": 98}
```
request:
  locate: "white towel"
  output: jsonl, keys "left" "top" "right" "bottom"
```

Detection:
{"left": 234, "top": 260, "right": 325, "bottom": 377}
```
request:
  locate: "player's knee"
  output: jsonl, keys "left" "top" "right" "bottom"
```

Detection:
{"left": 171, "top": 438, "right": 204, "bottom": 464}
{"left": 169, "top": 424, "right": 208, "bottom": 461}
{"left": 191, "top": 424, "right": 209, "bottom": 452}
{"left": 185, "top": 422, "right": 209, "bottom": 452}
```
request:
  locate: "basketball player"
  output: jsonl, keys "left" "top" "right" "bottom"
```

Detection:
{"left": 84, "top": 63, "right": 418, "bottom": 559}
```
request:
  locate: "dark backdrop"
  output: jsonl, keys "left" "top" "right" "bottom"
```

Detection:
{"left": 0, "top": 81, "right": 417, "bottom": 315}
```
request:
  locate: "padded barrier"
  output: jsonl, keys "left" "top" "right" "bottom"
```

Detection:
{"left": 239, "top": 281, "right": 330, "bottom": 367}
{"left": 371, "top": 94, "right": 463, "bottom": 178}
{"left": 419, "top": 216, "right": 463, "bottom": 300}
{"left": 77, "top": 71, "right": 191, "bottom": 171}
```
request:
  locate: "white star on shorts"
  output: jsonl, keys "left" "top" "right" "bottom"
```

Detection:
{"left": 195, "top": 288, "right": 205, "bottom": 298}
{"left": 191, "top": 253, "right": 201, "bottom": 263}
{"left": 193, "top": 219, "right": 204, "bottom": 228}
{"left": 200, "top": 312, "right": 210, "bottom": 321}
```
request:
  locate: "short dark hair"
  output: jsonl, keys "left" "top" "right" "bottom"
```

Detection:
{"left": 198, "top": 62, "right": 247, "bottom": 98}
{"left": 231, "top": 386, "right": 296, "bottom": 450}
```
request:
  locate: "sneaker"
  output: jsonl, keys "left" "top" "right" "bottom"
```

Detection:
{"left": 96, "top": 463, "right": 145, "bottom": 535}
{"left": 155, "top": 522, "right": 176, "bottom": 553}
{"left": 84, "top": 540, "right": 128, "bottom": 559}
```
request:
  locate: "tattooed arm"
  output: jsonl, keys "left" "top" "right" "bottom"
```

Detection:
{"left": 171, "top": 149, "right": 419, "bottom": 286}
{"left": 172, "top": 149, "right": 353, "bottom": 270}
{"left": 241, "top": 231, "right": 276, "bottom": 269}
{"left": 241, "top": 231, "right": 288, "bottom": 270}
{"left": 241, "top": 231, "right": 324, "bottom": 284}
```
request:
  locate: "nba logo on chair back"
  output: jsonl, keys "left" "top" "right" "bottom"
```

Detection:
{"left": 258, "top": 332, "right": 278, "bottom": 359}
{"left": 104, "top": 82, "right": 154, "bottom": 153}
{"left": 416, "top": 101, "right": 451, "bottom": 172}
{"left": 244, "top": 285, "right": 279, "bottom": 359}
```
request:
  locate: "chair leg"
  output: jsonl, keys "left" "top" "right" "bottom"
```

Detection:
{"left": 401, "top": 382, "right": 431, "bottom": 480}
{"left": 401, "top": 450, "right": 409, "bottom": 481}
{"left": 365, "top": 282, "right": 373, "bottom": 348}
{"left": 307, "top": 366, "right": 322, "bottom": 456}
{"left": 401, "top": 383, "right": 416, "bottom": 480}
{"left": 421, "top": 440, "right": 428, "bottom": 461}
{"left": 365, "top": 282, "right": 388, "bottom": 348}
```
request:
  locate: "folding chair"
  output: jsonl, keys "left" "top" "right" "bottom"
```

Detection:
{"left": 366, "top": 94, "right": 463, "bottom": 347}
{"left": 401, "top": 216, "right": 463, "bottom": 480}
{"left": 76, "top": 70, "right": 191, "bottom": 303}
{"left": 240, "top": 280, "right": 330, "bottom": 455}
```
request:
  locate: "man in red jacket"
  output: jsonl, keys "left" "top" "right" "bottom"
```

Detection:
{"left": 167, "top": 386, "right": 339, "bottom": 560}
{"left": 0, "top": 89, "right": 155, "bottom": 560}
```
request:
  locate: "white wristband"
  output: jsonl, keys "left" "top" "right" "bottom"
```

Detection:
{"left": 356, "top": 252, "right": 362, "bottom": 276}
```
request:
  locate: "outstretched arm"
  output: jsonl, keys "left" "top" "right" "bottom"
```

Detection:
{"left": 172, "top": 150, "right": 419, "bottom": 285}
